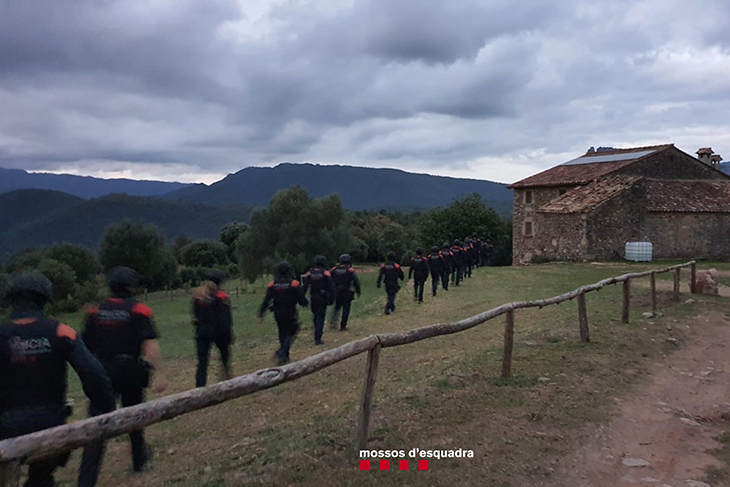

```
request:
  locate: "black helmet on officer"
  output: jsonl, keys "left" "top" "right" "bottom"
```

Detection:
{"left": 313, "top": 255, "right": 328, "bottom": 268}
{"left": 415, "top": 247, "right": 423, "bottom": 255}
{"left": 453, "top": 239, "right": 461, "bottom": 246}
{"left": 387, "top": 251, "right": 396, "bottom": 261}
{"left": 442, "top": 242, "right": 450, "bottom": 250}
{"left": 275, "top": 261, "right": 293, "bottom": 278}
{"left": 431, "top": 246, "right": 439, "bottom": 254}
{"left": 339, "top": 254, "right": 351, "bottom": 265}
{"left": 107, "top": 266, "right": 139, "bottom": 296}
{"left": 6, "top": 273, "right": 54, "bottom": 308}
{"left": 204, "top": 268, "right": 227, "bottom": 286}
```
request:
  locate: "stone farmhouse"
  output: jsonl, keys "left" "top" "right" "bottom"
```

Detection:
{"left": 509, "top": 144, "right": 730, "bottom": 264}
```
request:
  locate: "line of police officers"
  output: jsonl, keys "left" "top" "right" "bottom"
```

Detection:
{"left": 0, "top": 237, "right": 492, "bottom": 486}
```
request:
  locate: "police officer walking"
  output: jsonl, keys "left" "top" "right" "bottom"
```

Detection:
{"left": 377, "top": 251, "right": 404, "bottom": 315}
{"left": 329, "top": 254, "right": 361, "bottom": 331}
{"left": 440, "top": 243, "right": 453, "bottom": 291}
{"left": 302, "top": 255, "right": 335, "bottom": 345}
{"left": 450, "top": 240, "right": 465, "bottom": 286}
{"left": 192, "top": 269, "right": 234, "bottom": 388}
{"left": 408, "top": 247, "right": 429, "bottom": 304}
{"left": 79, "top": 267, "right": 168, "bottom": 487}
{"left": 0, "top": 274, "right": 115, "bottom": 487}
{"left": 427, "top": 246, "right": 445, "bottom": 297}
{"left": 257, "top": 261, "right": 308, "bottom": 364}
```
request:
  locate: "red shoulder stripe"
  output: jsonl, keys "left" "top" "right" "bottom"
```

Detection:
{"left": 291, "top": 280, "right": 301, "bottom": 288}
{"left": 380, "top": 264, "right": 386, "bottom": 268}
{"left": 268, "top": 281, "right": 275, "bottom": 288}
{"left": 57, "top": 324, "right": 77, "bottom": 341}
{"left": 348, "top": 268, "right": 355, "bottom": 273}
{"left": 131, "top": 302, "right": 154, "bottom": 318}
{"left": 394, "top": 264, "right": 400, "bottom": 269}
{"left": 324, "top": 271, "right": 331, "bottom": 277}
{"left": 215, "top": 290, "right": 229, "bottom": 300}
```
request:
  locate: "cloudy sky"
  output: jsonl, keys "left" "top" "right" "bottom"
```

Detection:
{"left": 1, "top": 0, "right": 728, "bottom": 185}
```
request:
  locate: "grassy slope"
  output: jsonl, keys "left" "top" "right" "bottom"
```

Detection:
{"left": 52, "top": 262, "right": 730, "bottom": 487}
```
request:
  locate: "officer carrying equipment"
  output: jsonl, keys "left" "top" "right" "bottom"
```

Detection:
{"left": 79, "top": 266, "right": 168, "bottom": 486}
{"left": 450, "top": 240, "right": 465, "bottom": 286}
{"left": 192, "top": 268, "right": 234, "bottom": 387}
{"left": 408, "top": 247, "right": 429, "bottom": 303}
{"left": 440, "top": 243, "right": 453, "bottom": 291}
{"left": 258, "top": 261, "right": 309, "bottom": 364}
{"left": 377, "top": 251, "right": 404, "bottom": 315}
{"left": 302, "top": 255, "right": 335, "bottom": 344}
{"left": 0, "top": 273, "right": 114, "bottom": 487}
{"left": 329, "top": 254, "right": 361, "bottom": 331}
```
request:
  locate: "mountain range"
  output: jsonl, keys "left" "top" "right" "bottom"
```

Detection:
{"left": 166, "top": 163, "right": 512, "bottom": 213}
{"left": 0, "top": 167, "right": 192, "bottom": 198}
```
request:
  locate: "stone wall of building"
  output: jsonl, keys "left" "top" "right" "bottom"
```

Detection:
{"left": 586, "top": 183, "right": 645, "bottom": 260}
{"left": 531, "top": 213, "right": 587, "bottom": 261}
{"left": 644, "top": 213, "right": 730, "bottom": 260}
{"left": 512, "top": 186, "right": 577, "bottom": 264}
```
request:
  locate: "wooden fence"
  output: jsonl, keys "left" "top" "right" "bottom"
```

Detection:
{"left": 0, "top": 261, "right": 698, "bottom": 484}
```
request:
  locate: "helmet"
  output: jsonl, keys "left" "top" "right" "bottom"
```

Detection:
{"left": 415, "top": 247, "right": 423, "bottom": 255}
{"left": 387, "top": 251, "right": 396, "bottom": 261}
{"left": 339, "top": 254, "right": 351, "bottom": 264}
{"left": 6, "top": 273, "right": 54, "bottom": 304}
{"left": 443, "top": 242, "right": 450, "bottom": 249}
{"left": 464, "top": 238, "right": 471, "bottom": 244}
{"left": 453, "top": 239, "right": 461, "bottom": 246}
{"left": 275, "top": 261, "right": 292, "bottom": 278}
{"left": 314, "top": 255, "right": 328, "bottom": 268}
{"left": 430, "top": 246, "right": 439, "bottom": 254}
{"left": 107, "top": 266, "right": 139, "bottom": 291}
{"left": 204, "top": 268, "right": 227, "bottom": 285}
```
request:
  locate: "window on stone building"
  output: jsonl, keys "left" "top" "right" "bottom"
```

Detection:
{"left": 524, "top": 190, "right": 533, "bottom": 204}
{"left": 524, "top": 221, "right": 533, "bottom": 236}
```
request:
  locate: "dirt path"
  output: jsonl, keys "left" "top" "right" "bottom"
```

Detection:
{"left": 556, "top": 310, "right": 730, "bottom": 487}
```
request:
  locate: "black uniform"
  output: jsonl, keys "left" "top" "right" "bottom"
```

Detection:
{"left": 79, "top": 297, "right": 160, "bottom": 486}
{"left": 193, "top": 289, "right": 233, "bottom": 387}
{"left": 377, "top": 261, "right": 404, "bottom": 314}
{"left": 427, "top": 252, "right": 445, "bottom": 296}
{"left": 0, "top": 312, "right": 114, "bottom": 487}
{"left": 259, "top": 278, "right": 308, "bottom": 363}
{"left": 329, "top": 265, "right": 361, "bottom": 330}
{"left": 408, "top": 255, "right": 429, "bottom": 303}
{"left": 450, "top": 246, "right": 465, "bottom": 286}
{"left": 302, "top": 267, "right": 335, "bottom": 343}
{"left": 440, "top": 248, "right": 453, "bottom": 291}
{"left": 465, "top": 242, "right": 476, "bottom": 277}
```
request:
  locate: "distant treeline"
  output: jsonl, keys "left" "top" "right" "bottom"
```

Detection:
{"left": 0, "top": 187, "right": 512, "bottom": 312}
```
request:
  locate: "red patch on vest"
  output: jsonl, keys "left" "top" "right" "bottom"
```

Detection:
{"left": 12, "top": 318, "right": 37, "bottom": 326}
{"left": 57, "top": 324, "right": 77, "bottom": 341}
{"left": 131, "top": 302, "right": 154, "bottom": 318}
{"left": 291, "top": 280, "right": 300, "bottom": 288}
{"left": 215, "top": 290, "right": 229, "bottom": 300}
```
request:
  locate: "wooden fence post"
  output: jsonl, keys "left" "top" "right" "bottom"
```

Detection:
{"left": 578, "top": 292, "right": 590, "bottom": 343}
{"left": 622, "top": 279, "right": 631, "bottom": 324}
{"left": 690, "top": 262, "right": 697, "bottom": 294}
{"left": 673, "top": 268, "right": 680, "bottom": 301}
{"left": 650, "top": 272, "right": 657, "bottom": 312}
{"left": 0, "top": 460, "right": 21, "bottom": 487}
{"left": 502, "top": 310, "right": 515, "bottom": 378}
{"left": 355, "top": 343, "right": 382, "bottom": 452}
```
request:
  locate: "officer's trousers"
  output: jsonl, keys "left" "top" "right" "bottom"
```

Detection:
{"left": 195, "top": 335, "right": 232, "bottom": 387}
{"left": 310, "top": 296, "right": 328, "bottom": 341}
{"left": 452, "top": 265, "right": 463, "bottom": 286}
{"left": 331, "top": 290, "right": 353, "bottom": 329}
{"left": 385, "top": 284, "right": 399, "bottom": 313}
{"left": 413, "top": 278, "right": 426, "bottom": 302}
{"left": 79, "top": 388, "right": 148, "bottom": 487}
{"left": 441, "top": 268, "right": 450, "bottom": 290}
{"left": 430, "top": 272, "right": 441, "bottom": 295}
{"left": 274, "top": 312, "right": 300, "bottom": 362}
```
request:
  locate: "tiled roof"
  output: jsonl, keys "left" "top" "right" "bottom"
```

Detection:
{"left": 645, "top": 180, "right": 730, "bottom": 213}
{"left": 539, "top": 177, "right": 641, "bottom": 214}
{"left": 510, "top": 145, "right": 673, "bottom": 188}
{"left": 697, "top": 147, "right": 714, "bottom": 155}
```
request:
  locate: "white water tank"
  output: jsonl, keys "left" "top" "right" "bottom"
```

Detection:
{"left": 625, "top": 242, "right": 652, "bottom": 262}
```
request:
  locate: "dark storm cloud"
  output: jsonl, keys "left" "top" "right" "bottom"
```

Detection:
{"left": 0, "top": 0, "right": 728, "bottom": 183}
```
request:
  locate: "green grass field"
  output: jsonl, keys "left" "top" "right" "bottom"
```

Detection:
{"left": 48, "top": 261, "right": 729, "bottom": 486}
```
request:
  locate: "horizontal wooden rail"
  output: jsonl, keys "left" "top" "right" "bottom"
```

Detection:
{"left": 0, "top": 260, "right": 696, "bottom": 467}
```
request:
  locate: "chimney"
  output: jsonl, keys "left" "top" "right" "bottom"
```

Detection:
{"left": 711, "top": 154, "right": 723, "bottom": 166}
{"left": 697, "top": 147, "right": 714, "bottom": 165}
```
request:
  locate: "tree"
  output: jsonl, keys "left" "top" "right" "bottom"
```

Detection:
{"left": 179, "top": 240, "right": 230, "bottom": 268}
{"left": 419, "top": 193, "right": 512, "bottom": 265}
{"left": 6, "top": 249, "right": 47, "bottom": 274}
{"left": 220, "top": 222, "right": 249, "bottom": 262}
{"left": 237, "top": 186, "right": 356, "bottom": 282}
{"left": 99, "top": 220, "right": 174, "bottom": 289}
{"left": 36, "top": 258, "right": 77, "bottom": 302}
{"left": 47, "top": 243, "right": 99, "bottom": 283}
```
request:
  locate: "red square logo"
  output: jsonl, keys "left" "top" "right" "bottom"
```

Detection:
{"left": 399, "top": 460, "right": 409, "bottom": 470}
{"left": 360, "top": 460, "right": 370, "bottom": 471}
{"left": 380, "top": 460, "right": 390, "bottom": 471}
{"left": 418, "top": 460, "right": 429, "bottom": 470}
